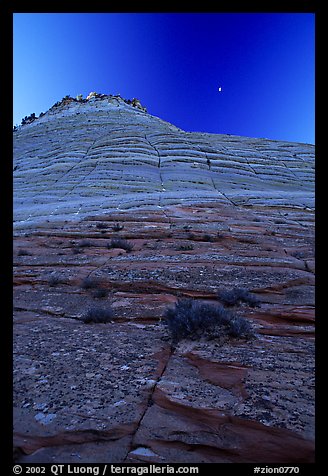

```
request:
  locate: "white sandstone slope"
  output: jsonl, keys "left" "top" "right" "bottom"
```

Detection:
{"left": 13, "top": 94, "right": 314, "bottom": 228}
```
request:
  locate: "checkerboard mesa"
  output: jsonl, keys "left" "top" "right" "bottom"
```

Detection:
{"left": 13, "top": 89, "right": 315, "bottom": 464}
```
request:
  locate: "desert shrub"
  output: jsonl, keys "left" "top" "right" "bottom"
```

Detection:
{"left": 162, "top": 298, "right": 253, "bottom": 343}
{"left": 202, "top": 234, "right": 214, "bottom": 242}
{"left": 17, "top": 249, "right": 31, "bottom": 256}
{"left": 91, "top": 288, "right": 108, "bottom": 299}
{"left": 107, "top": 237, "right": 133, "bottom": 252}
{"left": 21, "top": 113, "right": 36, "bottom": 126}
{"left": 228, "top": 316, "right": 253, "bottom": 337}
{"left": 177, "top": 244, "right": 194, "bottom": 251}
{"left": 81, "top": 306, "right": 113, "bottom": 324}
{"left": 80, "top": 277, "right": 98, "bottom": 289}
{"left": 217, "top": 288, "right": 260, "bottom": 308}
{"left": 72, "top": 247, "right": 82, "bottom": 254}
{"left": 48, "top": 275, "right": 67, "bottom": 287}
{"left": 78, "top": 239, "right": 93, "bottom": 247}
{"left": 96, "top": 222, "right": 107, "bottom": 229}
{"left": 112, "top": 223, "right": 124, "bottom": 231}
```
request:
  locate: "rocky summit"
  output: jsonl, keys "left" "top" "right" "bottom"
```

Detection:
{"left": 13, "top": 93, "right": 315, "bottom": 463}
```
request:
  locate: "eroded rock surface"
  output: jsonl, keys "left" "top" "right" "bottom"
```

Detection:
{"left": 13, "top": 96, "right": 315, "bottom": 463}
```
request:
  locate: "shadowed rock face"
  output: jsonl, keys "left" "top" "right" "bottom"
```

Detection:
{"left": 13, "top": 96, "right": 315, "bottom": 463}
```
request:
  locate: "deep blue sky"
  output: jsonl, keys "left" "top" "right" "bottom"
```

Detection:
{"left": 13, "top": 13, "right": 315, "bottom": 144}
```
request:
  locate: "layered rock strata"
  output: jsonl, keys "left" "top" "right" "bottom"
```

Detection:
{"left": 14, "top": 94, "right": 314, "bottom": 227}
{"left": 13, "top": 95, "right": 315, "bottom": 463}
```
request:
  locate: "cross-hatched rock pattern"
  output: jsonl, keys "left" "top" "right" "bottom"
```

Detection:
{"left": 13, "top": 96, "right": 315, "bottom": 464}
{"left": 13, "top": 96, "right": 314, "bottom": 229}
